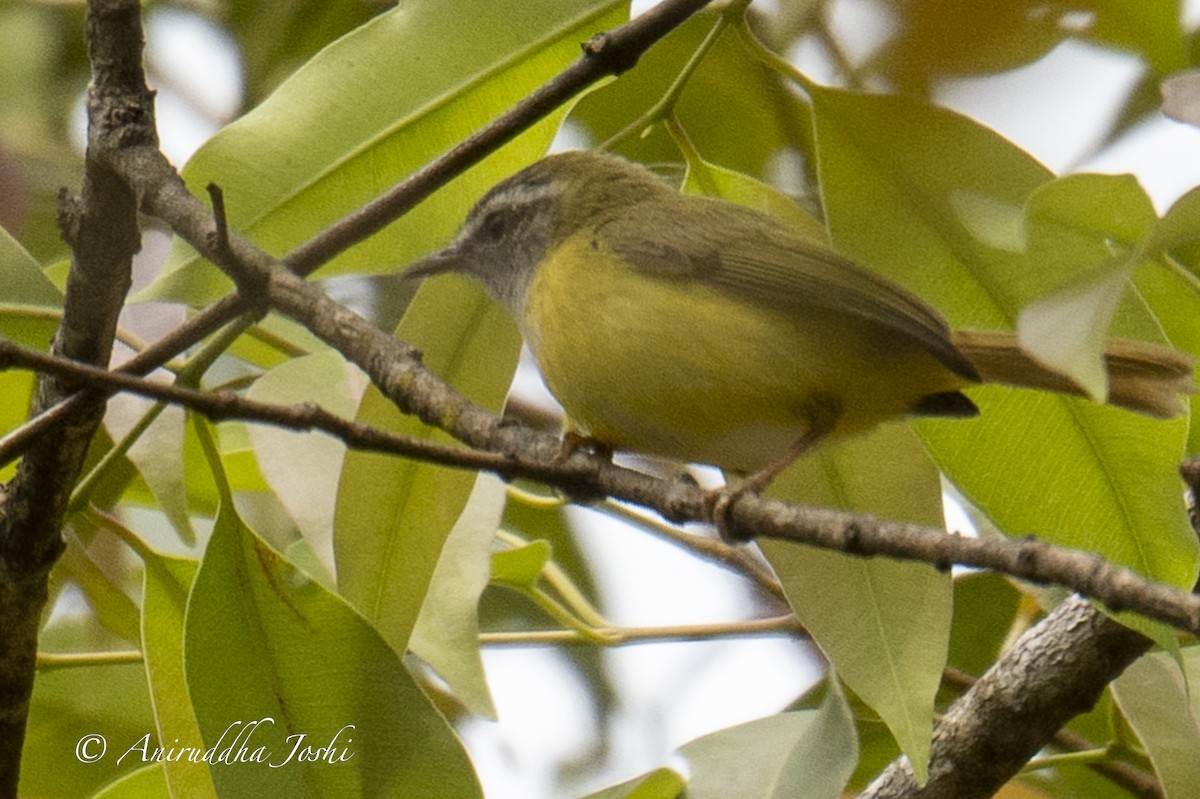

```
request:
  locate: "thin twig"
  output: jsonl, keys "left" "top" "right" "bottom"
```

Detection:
{"left": 0, "top": 339, "right": 537, "bottom": 480}
{"left": 0, "top": 0, "right": 722, "bottom": 471}
{"left": 594, "top": 501, "right": 789, "bottom": 605}
{"left": 205, "top": 183, "right": 230, "bottom": 256}
{"left": 480, "top": 614, "right": 803, "bottom": 647}
{"left": 281, "top": 0, "right": 720, "bottom": 277}
{"left": 0, "top": 294, "right": 246, "bottom": 467}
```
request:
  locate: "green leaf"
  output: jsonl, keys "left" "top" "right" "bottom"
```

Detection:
{"left": 812, "top": 86, "right": 1197, "bottom": 590}
{"left": 410, "top": 475, "right": 506, "bottom": 720}
{"left": 0, "top": 224, "right": 62, "bottom": 458}
{"left": 143, "top": 0, "right": 629, "bottom": 304}
{"left": 140, "top": 549, "right": 216, "bottom": 798}
{"left": 58, "top": 533, "right": 141, "bottom": 645}
{"left": 947, "top": 572, "right": 1022, "bottom": 677}
{"left": 1113, "top": 649, "right": 1200, "bottom": 799}
{"left": 581, "top": 768, "right": 686, "bottom": 799}
{"left": 335, "top": 276, "right": 519, "bottom": 656}
{"left": 679, "top": 681, "right": 857, "bottom": 799}
{"left": 0, "top": 223, "right": 63, "bottom": 481}
{"left": 761, "top": 423, "right": 950, "bottom": 783}
{"left": 1017, "top": 260, "right": 1135, "bottom": 401}
{"left": 0, "top": 224, "right": 62, "bottom": 304}
{"left": 1131, "top": 263, "right": 1200, "bottom": 453}
{"left": 491, "top": 539, "right": 554, "bottom": 589}
{"left": 185, "top": 470, "right": 481, "bottom": 797}
{"left": 218, "top": 312, "right": 326, "bottom": 372}
{"left": 0, "top": 370, "right": 35, "bottom": 482}
{"left": 1024, "top": 173, "right": 1157, "bottom": 249}
{"left": 812, "top": 86, "right": 1051, "bottom": 320}
{"left": 869, "top": 1, "right": 1067, "bottom": 89}
{"left": 247, "top": 349, "right": 364, "bottom": 570}
{"left": 1147, "top": 183, "right": 1200, "bottom": 254}
{"left": 22, "top": 621, "right": 154, "bottom": 798}
{"left": 570, "top": 10, "right": 811, "bottom": 183}
{"left": 220, "top": 0, "right": 383, "bottom": 106}
{"left": 106, "top": 401, "right": 198, "bottom": 545}
{"left": 90, "top": 764, "right": 169, "bottom": 798}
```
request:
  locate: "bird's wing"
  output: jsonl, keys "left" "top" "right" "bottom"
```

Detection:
{"left": 604, "top": 197, "right": 980, "bottom": 381}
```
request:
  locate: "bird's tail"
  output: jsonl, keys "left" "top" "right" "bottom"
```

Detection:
{"left": 950, "top": 330, "right": 1195, "bottom": 419}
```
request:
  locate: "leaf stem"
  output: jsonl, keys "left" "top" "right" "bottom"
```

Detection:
{"left": 480, "top": 614, "right": 802, "bottom": 647}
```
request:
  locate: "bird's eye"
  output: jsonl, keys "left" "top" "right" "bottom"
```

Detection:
{"left": 480, "top": 209, "right": 512, "bottom": 240}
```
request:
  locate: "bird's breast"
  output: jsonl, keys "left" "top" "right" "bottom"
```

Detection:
{"left": 521, "top": 234, "right": 967, "bottom": 471}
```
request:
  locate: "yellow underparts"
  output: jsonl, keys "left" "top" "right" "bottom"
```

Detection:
{"left": 523, "top": 233, "right": 966, "bottom": 472}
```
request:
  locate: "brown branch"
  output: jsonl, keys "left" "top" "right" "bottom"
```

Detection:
{"left": 0, "top": 338, "right": 548, "bottom": 481}
{"left": 857, "top": 459, "right": 1200, "bottom": 797}
{"left": 0, "top": 0, "right": 720, "bottom": 471}
{"left": 38, "top": 2, "right": 1194, "bottom": 797}
{"left": 280, "top": 0, "right": 719, "bottom": 277}
{"left": 0, "top": 294, "right": 246, "bottom": 467}
{"left": 734, "top": 502, "right": 1200, "bottom": 635}
{"left": 0, "top": 0, "right": 147, "bottom": 791}
{"left": 940, "top": 668, "right": 1163, "bottom": 798}
{"left": 109, "top": 133, "right": 1200, "bottom": 640}
{"left": 861, "top": 597, "right": 1153, "bottom": 799}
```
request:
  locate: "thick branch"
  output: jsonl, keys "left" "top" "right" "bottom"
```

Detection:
{"left": 860, "top": 460, "right": 1200, "bottom": 798}
{"left": 860, "top": 597, "right": 1151, "bottom": 799}
{"left": 0, "top": 0, "right": 148, "bottom": 791}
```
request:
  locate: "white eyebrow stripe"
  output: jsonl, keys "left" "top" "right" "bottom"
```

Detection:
{"left": 487, "top": 181, "right": 559, "bottom": 212}
{"left": 457, "top": 181, "right": 559, "bottom": 243}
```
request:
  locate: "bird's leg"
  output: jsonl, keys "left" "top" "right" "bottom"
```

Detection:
{"left": 708, "top": 396, "right": 841, "bottom": 542}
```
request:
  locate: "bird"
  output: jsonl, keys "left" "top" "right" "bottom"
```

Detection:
{"left": 406, "top": 150, "right": 1193, "bottom": 503}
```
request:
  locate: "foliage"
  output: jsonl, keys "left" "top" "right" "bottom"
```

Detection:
{"left": 3, "top": 0, "right": 1200, "bottom": 797}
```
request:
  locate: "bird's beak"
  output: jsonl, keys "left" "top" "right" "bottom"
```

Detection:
{"left": 403, "top": 247, "right": 462, "bottom": 280}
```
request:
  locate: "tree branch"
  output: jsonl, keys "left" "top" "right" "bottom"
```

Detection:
{"left": 861, "top": 596, "right": 1152, "bottom": 799}
{"left": 280, "top": 0, "right": 719, "bottom": 276}
{"left": 11, "top": 334, "right": 1194, "bottom": 649}
{"left": 479, "top": 614, "right": 803, "bottom": 647}
{"left": 0, "top": 338, "right": 534, "bottom": 480}
{"left": 24, "top": 3, "right": 1194, "bottom": 798}
{"left": 0, "top": 293, "right": 246, "bottom": 468}
{"left": 0, "top": 0, "right": 147, "bottom": 790}
{"left": 859, "top": 462, "right": 1200, "bottom": 798}
{"left": 103, "top": 137, "right": 1200, "bottom": 643}
{"left": 0, "top": 0, "right": 720, "bottom": 471}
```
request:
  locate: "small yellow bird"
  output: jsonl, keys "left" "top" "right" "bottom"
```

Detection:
{"left": 408, "top": 150, "right": 1193, "bottom": 489}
